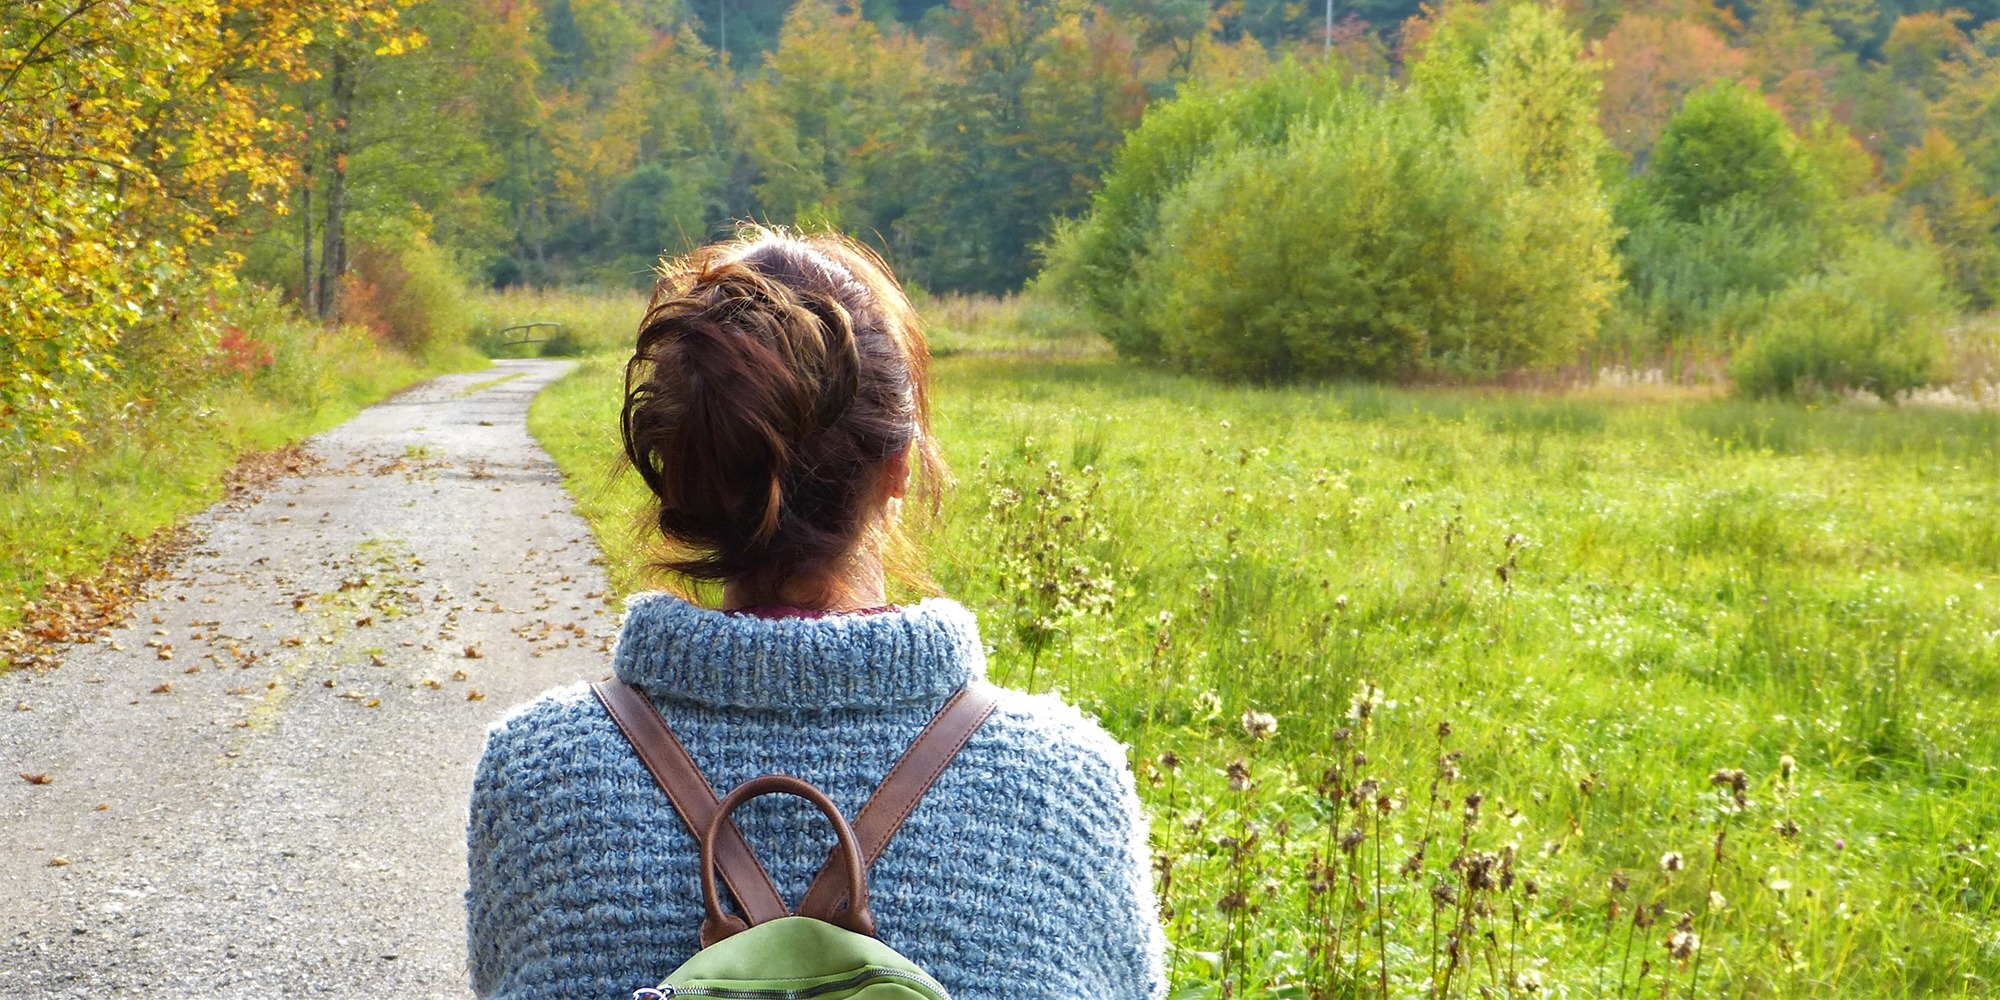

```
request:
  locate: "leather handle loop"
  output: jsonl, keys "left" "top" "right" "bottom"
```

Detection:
{"left": 699, "top": 775, "right": 877, "bottom": 945}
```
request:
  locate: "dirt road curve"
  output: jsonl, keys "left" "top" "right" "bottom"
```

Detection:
{"left": 0, "top": 360, "right": 619, "bottom": 999}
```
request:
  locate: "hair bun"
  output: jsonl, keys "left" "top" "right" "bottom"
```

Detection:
{"left": 620, "top": 232, "right": 943, "bottom": 593}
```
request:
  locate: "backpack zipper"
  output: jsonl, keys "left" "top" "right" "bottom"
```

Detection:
{"left": 648, "top": 966, "right": 951, "bottom": 999}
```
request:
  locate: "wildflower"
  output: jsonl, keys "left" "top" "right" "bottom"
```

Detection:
{"left": 1660, "top": 851, "right": 1684, "bottom": 874}
{"left": 1768, "top": 878, "right": 1792, "bottom": 894}
{"left": 1708, "top": 890, "right": 1728, "bottom": 911}
{"left": 1335, "top": 593, "right": 1349, "bottom": 612}
{"left": 1778, "top": 754, "right": 1796, "bottom": 782}
{"left": 1666, "top": 913, "right": 1699, "bottom": 962}
{"left": 1347, "top": 682, "right": 1382, "bottom": 723}
{"left": 1240, "top": 709, "right": 1278, "bottom": 741}
{"left": 1226, "top": 759, "right": 1252, "bottom": 793}
{"left": 1196, "top": 690, "right": 1222, "bottom": 718}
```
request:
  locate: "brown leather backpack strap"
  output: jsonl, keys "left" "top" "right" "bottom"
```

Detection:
{"left": 590, "top": 680, "right": 789, "bottom": 927}
{"left": 795, "top": 683, "right": 1001, "bottom": 921}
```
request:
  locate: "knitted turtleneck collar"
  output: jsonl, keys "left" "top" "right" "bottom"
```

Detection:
{"left": 611, "top": 592, "right": 986, "bottom": 712}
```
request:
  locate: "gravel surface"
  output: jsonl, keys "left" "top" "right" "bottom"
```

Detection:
{"left": 0, "top": 360, "right": 619, "bottom": 998}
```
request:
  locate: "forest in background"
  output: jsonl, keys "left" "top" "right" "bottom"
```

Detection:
{"left": 9, "top": 0, "right": 2000, "bottom": 467}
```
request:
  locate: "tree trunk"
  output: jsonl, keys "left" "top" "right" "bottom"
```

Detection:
{"left": 316, "top": 44, "right": 353, "bottom": 322}
{"left": 300, "top": 81, "right": 316, "bottom": 317}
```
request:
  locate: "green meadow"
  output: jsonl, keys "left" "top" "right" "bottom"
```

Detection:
{"left": 530, "top": 319, "right": 2000, "bottom": 998}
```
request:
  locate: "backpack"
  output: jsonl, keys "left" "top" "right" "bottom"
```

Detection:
{"left": 592, "top": 680, "right": 999, "bottom": 1000}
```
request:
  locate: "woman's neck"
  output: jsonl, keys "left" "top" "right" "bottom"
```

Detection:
{"left": 720, "top": 544, "right": 887, "bottom": 613}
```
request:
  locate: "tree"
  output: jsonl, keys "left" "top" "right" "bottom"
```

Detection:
{"left": 0, "top": 0, "right": 416, "bottom": 452}
{"left": 1898, "top": 127, "right": 2000, "bottom": 305}
{"left": 1592, "top": 11, "right": 1747, "bottom": 161}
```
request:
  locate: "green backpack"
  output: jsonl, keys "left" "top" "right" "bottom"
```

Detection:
{"left": 593, "top": 681, "right": 999, "bottom": 1000}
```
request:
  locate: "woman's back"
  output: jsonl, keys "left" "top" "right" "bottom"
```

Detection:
{"left": 466, "top": 595, "right": 1165, "bottom": 999}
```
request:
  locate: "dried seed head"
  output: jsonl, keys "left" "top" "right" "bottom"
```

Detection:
{"left": 1666, "top": 929, "right": 1700, "bottom": 962}
{"left": 1710, "top": 768, "right": 1749, "bottom": 794}
{"left": 1778, "top": 754, "right": 1796, "bottom": 782}
{"left": 1339, "top": 826, "right": 1365, "bottom": 854}
{"left": 1774, "top": 818, "right": 1801, "bottom": 839}
{"left": 1217, "top": 889, "right": 1248, "bottom": 913}
{"left": 1608, "top": 870, "right": 1632, "bottom": 895}
{"left": 1660, "top": 851, "right": 1684, "bottom": 874}
{"left": 1436, "top": 720, "right": 1453, "bottom": 741}
{"left": 1158, "top": 751, "right": 1181, "bottom": 774}
{"left": 1227, "top": 759, "right": 1252, "bottom": 793}
{"left": 1431, "top": 882, "right": 1459, "bottom": 909}
{"left": 1240, "top": 709, "right": 1278, "bottom": 741}
{"left": 1331, "top": 727, "right": 1353, "bottom": 743}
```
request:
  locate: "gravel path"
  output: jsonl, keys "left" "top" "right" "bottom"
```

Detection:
{"left": 0, "top": 360, "right": 619, "bottom": 998}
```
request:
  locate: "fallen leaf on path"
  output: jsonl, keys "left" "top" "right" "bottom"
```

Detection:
{"left": 365, "top": 698, "right": 381, "bottom": 708}
{"left": 421, "top": 678, "right": 440, "bottom": 689}
{"left": 14, "top": 702, "right": 29, "bottom": 712}
{"left": 150, "top": 682, "right": 173, "bottom": 694}
{"left": 355, "top": 616, "right": 372, "bottom": 627}
{"left": 370, "top": 654, "right": 388, "bottom": 667}
{"left": 466, "top": 689, "right": 485, "bottom": 701}
{"left": 20, "top": 772, "right": 52, "bottom": 785}
{"left": 47, "top": 856, "right": 69, "bottom": 867}
{"left": 451, "top": 669, "right": 469, "bottom": 682}
{"left": 463, "top": 645, "right": 483, "bottom": 659}
{"left": 94, "top": 803, "right": 107, "bottom": 811}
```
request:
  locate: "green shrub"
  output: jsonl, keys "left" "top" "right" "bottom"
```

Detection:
{"left": 1731, "top": 238, "right": 1953, "bottom": 400}
{"left": 1036, "top": 60, "right": 1347, "bottom": 359}
{"left": 1104, "top": 4, "right": 1617, "bottom": 380}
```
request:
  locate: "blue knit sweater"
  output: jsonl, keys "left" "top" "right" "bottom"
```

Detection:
{"left": 465, "top": 594, "right": 1167, "bottom": 999}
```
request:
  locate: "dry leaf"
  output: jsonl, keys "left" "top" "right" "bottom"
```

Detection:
{"left": 47, "top": 856, "right": 69, "bottom": 867}
{"left": 370, "top": 654, "right": 388, "bottom": 667}
{"left": 463, "top": 645, "right": 484, "bottom": 659}
{"left": 451, "top": 669, "right": 469, "bottom": 682}
{"left": 421, "top": 678, "right": 441, "bottom": 689}
{"left": 355, "top": 616, "right": 373, "bottom": 627}
{"left": 93, "top": 803, "right": 108, "bottom": 811}
{"left": 151, "top": 682, "right": 173, "bottom": 694}
{"left": 365, "top": 698, "right": 381, "bottom": 708}
{"left": 466, "top": 689, "right": 485, "bottom": 702}
{"left": 20, "top": 772, "right": 52, "bottom": 785}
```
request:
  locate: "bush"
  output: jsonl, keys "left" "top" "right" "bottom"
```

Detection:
{"left": 1089, "top": 4, "right": 1618, "bottom": 380}
{"left": 341, "top": 236, "right": 473, "bottom": 357}
{"left": 1731, "top": 238, "right": 1953, "bottom": 400}
{"left": 1036, "top": 60, "right": 1347, "bottom": 359}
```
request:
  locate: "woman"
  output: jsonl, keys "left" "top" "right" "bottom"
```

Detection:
{"left": 465, "top": 230, "right": 1165, "bottom": 999}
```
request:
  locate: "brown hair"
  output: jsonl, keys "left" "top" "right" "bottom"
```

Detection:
{"left": 620, "top": 229, "right": 945, "bottom": 596}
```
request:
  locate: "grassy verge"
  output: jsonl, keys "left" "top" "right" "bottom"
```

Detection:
{"left": 529, "top": 330, "right": 2000, "bottom": 996}
{"left": 0, "top": 319, "right": 485, "bottom": 637}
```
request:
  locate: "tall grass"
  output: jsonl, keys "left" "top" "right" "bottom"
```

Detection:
{"left": 531, "top": 345, "right": 2000, "bottom": 997}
